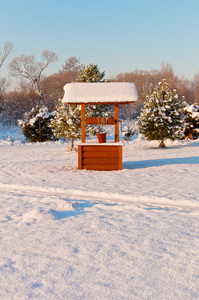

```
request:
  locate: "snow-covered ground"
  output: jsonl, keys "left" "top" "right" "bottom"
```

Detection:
{"left": 0, "top": 125, "right": 199, "bottom": 299}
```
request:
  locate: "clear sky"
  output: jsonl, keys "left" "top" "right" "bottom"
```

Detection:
{"left": 1, "top": 0, "right": 199, "bottom": 82}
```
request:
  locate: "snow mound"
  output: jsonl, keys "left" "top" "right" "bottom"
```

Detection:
{"left": 17, "top": 209, "right": 43, "bottom": 225}
{"left": 57, "top": 201, "right": 78, "bottom": 210}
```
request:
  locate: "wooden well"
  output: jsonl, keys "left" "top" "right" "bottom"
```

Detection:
{"left": 62, "top": 82, "right": 138, "bottom": 171}
{"left": 78, "top": 144, "right": 122, "bottom": 171}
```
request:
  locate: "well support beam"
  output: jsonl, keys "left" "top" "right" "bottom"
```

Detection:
{"left": 114, "top": 104, "right": 119, "bottom": 142}
{"left": 85, "top": 117, "right": 116, "bottom": 125}
{"left": 81, "top": 104, "right": 86, "bottom": 143}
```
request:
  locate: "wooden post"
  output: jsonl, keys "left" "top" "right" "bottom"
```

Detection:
{"left": 81, "top": 104, "right": 85, "bottom": 143}
{"left": 114, "top": 104, "right": 119, "bottom": 142}
{"left": 118, "top": 145, "right": 122, "bottom": 170}
{"left": 78, "top": 145, "right": 82, "bottom": 169}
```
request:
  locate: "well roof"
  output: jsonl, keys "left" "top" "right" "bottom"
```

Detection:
{"left": 62, "top": 82, "right": 138, "bottom": 104}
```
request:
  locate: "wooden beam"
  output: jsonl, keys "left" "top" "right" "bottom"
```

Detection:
{"left": 85, "top": 117, "right": 116, "bottom": 125}
{"left": 114, "top": 104, "right": 119, "bottom": 142}
{"left": 67, "top": 101, "right": 135, "bottom": 105}
{"left": 78, "top": 145, "right": 83, "bottom": 169}
{"left": 81, "top": 104, "right": 85, "bottom": 143}
{"left": 118, "top": 145, "right": 122, "bottom": 170}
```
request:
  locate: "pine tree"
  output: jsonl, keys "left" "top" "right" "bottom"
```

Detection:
{"left": 76, "top": 63, "right": 113, "bottom": 133}
{"left": 18, "top": 106, "right": 56, "bottom": 142}
{"left": 184, "top": 103, "right": 199, "bottom": 139}
{"left": 123, "top": 125, "right": 136, "bottom": 141}
{"left": 76, "top": 63, "right": 105, "bottom": 83}
{"left": 51, "top": 100, "right": 91, "bottom": 150}
{"left": 137, "top": 79, "right": 186, "bottom": 147}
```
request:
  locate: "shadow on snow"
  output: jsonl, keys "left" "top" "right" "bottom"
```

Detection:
{"left": 123, "top": 156, "right": 199, "bottom": 170}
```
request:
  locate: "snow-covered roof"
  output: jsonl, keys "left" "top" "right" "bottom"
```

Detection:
{"left": 62, "top": 82, "right": 138, "bottom": 104}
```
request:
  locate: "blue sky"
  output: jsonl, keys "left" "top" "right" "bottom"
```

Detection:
{"left": 1, "top": 0, "right": 199, "bottom": 82}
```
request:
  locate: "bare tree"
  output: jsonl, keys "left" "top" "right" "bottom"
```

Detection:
{"left": 9, "top": 50, "right": 58, "bottom": 99}
{"left": 0, "top": 78, "right": 9, "bottom": 98}
{"left": 193, "top": 72, "right": 199, "bottom": 104}
{"left": 61, "top": 56, "right": 83, "bottom": 82}
{"left": 0, "top": 42, "right": 14, "bottom": 98}
{"left": 62, "top": 56, "right": 83, "bottom": 72}
{"left": 112, "top": 69, "right": 160, "bottom": 118}
{"left": 0, "top": 41, "right": 14, "bottom": 69}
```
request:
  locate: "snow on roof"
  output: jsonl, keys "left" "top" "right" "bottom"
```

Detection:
{"left": 62, "top": 82, "right": 138, "bottom": 104}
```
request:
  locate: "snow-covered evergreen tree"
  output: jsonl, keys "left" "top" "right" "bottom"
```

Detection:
{"left": 51, "top": 100, "right": 90, "bottom": 150}
{"left": 184, "top": 103, "right": 199, "bottom": 139}
{"left": 137, "top": 79, "right": 186, "bottom": 147}
{"left": 18, "top": 106, "right": 56, "bottom": 142}
{"left": 123, "top": 124, "right": 136, "bottom": 141}
{"left": 76, "top": 63, "right": 113, "bottom": 133}
{"left": 76, "top": 64, "right": 105, "bottom": 83}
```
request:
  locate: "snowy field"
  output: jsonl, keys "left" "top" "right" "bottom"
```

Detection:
{"left": 0, "top": 125, "right": 199, "bottom": 299}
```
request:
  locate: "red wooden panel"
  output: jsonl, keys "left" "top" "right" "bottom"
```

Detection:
{"left": 85, "top": 117, "right": 116, "bottom": 125}
{"left": 82, "top": 146, "right": 119, "bottom": 152}
{"left": 82, "top": 165, "right": 120, "bottom": 171}
{"left": 78, "top": 144, "right": 122, "bottom": 170}
{"left": 83, "top": 158, "right": 118, "bottom": 164}
{"left": 83, "top": 152, "right": 119, "bottom": 158}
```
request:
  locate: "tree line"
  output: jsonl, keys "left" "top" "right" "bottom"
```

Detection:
{"left": 0, "top": 41, "right": 199, "bottom": 125}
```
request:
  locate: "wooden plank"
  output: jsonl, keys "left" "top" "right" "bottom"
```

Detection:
{"left": 81, "top": 104, "right": 85, "bottom": 143}
{"left": 118, "top": 146, "right": 122, "bottom": 170}
{"left": 82, "top": 165, "right": 120, "bottom": 171}
{"left": 67, "top": 101, "right": 135, "bottom": 105}
{"left": 83, "top": 158, "right": 118, "bottom": 164}
{"left": 78, "top": 145, "right": 83, "bottom": 169}
{"left": 82, "top": 146, "right": 119, "bottom": 152}
{"left": 83, "top": 152, "right": 119, "bottom": 158}
{"left": 85, "top": 117, "right": 116, "bottom": 125}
